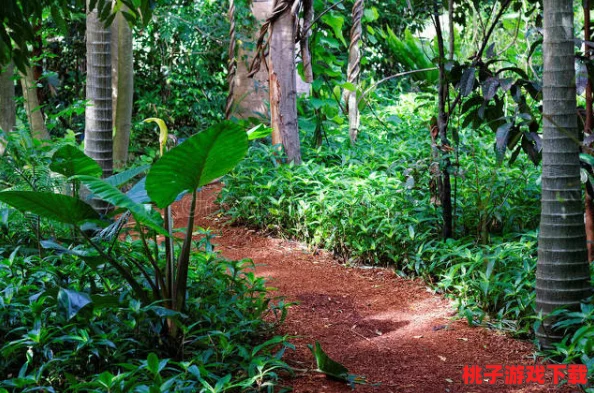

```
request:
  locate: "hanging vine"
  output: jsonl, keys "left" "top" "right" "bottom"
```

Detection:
{"left": 225, "top": 0, "right": 237, "bottom": 119}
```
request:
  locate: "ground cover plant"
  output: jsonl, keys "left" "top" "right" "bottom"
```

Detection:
{"left": 0, "top": 123, "right": 293, "bottom": 392}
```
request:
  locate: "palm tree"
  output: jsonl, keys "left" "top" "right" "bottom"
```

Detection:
{"left": 85, "top": 0, "right": 113, "bottom": 178}
{"left": 537, "top": 0, "right": 592, "bottom": 348}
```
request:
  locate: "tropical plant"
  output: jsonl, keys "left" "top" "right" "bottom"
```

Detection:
{"left": 0, "top": 121, "right": 268, "bottom": 343}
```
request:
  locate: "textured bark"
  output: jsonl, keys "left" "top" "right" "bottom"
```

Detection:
{"left": 346, "top": 0, "right": 363, "bottom": 145}
{"left": 269, "top": 0, "right": 301, "bottom": 164}
{"left": 20, "top": 66, "right": 50, "bottom": 140}
{"left": 232, "top": 0, "right": 270, "bottom": 119}
{"left": 448, "top": 0, "right": 454, "bottom": 60}
{"left": 112, "top": 10, "right": 133, "bottom": 169}
{"left": 433, "top": 8, "right": 453, "bottom": 239}
{"left": 85, "top": 1, "right": 113, "bottom": 178}
{"left": 0, "top": 63, "right": 16, "bottom": 133}
{"left": 537, "top": 0, "right": 592, "bottom": 348}
{"left": 300, "top": 0, "right": 313, "bottom": 84}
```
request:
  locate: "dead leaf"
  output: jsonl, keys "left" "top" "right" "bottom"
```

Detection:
{"left": 438, "top": 355, "right": 446, "bottom": 362}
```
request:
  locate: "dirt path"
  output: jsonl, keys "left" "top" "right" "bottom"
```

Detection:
{"left": 174, "top": 185, "right": 578, "bottom": 393}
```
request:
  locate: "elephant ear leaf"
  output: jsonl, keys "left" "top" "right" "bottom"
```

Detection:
{"left": 146, "top": 121, "right": 248, "bottom": 208}
{"left": 50, "top": 144, "right": 102, "bottom": 178}
{"left": 0, "top": 191, "right": 99, "bottom": 225}
{"left": 76, "top": 176, "right": 167, "bottom": 236}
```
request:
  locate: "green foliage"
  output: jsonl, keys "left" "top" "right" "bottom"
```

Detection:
{"left": 50, "top": 144, "right": 102, "bottom": 178}
{"left": 0, "top": 191, "right": 99, "bottom": 225}
{"left": 0, "top": 122, "right": 291, "bottom": 391}
{"left": 384, "top": 28, "right": 437, "bottom": 83}
{"left": 537, "top": 299, "right": 594, "bottom": 386}
{"left": 146, "top": 121, "right": 248, "bottom": 208}
{"left": 0, "top": 244, "right": 292, "bottom": 391}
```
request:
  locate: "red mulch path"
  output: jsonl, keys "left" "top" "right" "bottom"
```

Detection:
{"left": 172, "top": 184, "right": 581, "bottom": 393}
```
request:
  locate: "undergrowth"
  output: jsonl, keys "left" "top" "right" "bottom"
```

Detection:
{"left": 0, "top": 130, "right": 293, "bottom": 393}
{"left": 0, "top": 239, "right": 292, "bottom": 392}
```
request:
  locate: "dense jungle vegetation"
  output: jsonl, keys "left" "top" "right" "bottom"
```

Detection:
{"left": 1, "top": 0, "right": 594, "bottom": 391}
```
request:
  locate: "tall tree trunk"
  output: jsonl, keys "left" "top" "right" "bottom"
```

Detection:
{"left": 269, "top": 0, "right": 301, "bottom": 164}
{"left": 0, "top": 63, "right": 16, "bottom": 133}
{"left": 112, "top": 10, "right": 133, "bottom": 169}
{"left": 346, "top": 0, "right": 364, "bottom": 145}
{"left": 300, "top": 0, "right": 314, "bottom": 84}
{"left": 32, "top": 23, "right": 45, "bottom": 106}
{"left": 583, "top": 0, "right": 594, "bottom": 263}
{"left": 433, "top": 7, "right": 453, "bottom": 239}
{"left": 20, "top": 66, "right": 50, "bottom": 140}
{"left": 85, "top": 0, "right": 113, "bottom": 178}
{"left": 537, "top": 0, "right": 592, "bottom": 348}
{"left": 448, "top": 0, "right": 454, "bottom": 60}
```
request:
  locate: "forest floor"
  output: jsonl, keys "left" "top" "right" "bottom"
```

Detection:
{"left": 172, "top": 184, "right": 579, "bottom": 393}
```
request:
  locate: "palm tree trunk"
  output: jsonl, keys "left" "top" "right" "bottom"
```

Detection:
{"left": 20, "top": 65, "right": 50, "bottom": 140}
{"left": 269, "top": 0, "right": 301, "bottom": 164}
{"left": 0, "top": 63, "right": 16, "bottom": 133}
{"left": 85, "top": 0, "right": 113, "bottom": 178}
{"left": 537, "top": 0, "right": 592, "bottom": 348}
{"left": 112, "top": 10, "right": 133, "bottom": 169}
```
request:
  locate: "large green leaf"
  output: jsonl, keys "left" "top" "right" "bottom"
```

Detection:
{"left": 105, "top": 164, "right": 150, "bottom": 188}
{"left": 146, "top": 121, "right": 248, "bottom": 208}
{"left": 0, "top": 191, "right": 99, "bottom": 224}
{"left": 76, "top": 176, "right": 167, "bottom": 236}
{"left": 57, "top": 288, "right": 92, "bottom": 321}
{"left": 50, "top": 144, "right": 102, "bottom": 178}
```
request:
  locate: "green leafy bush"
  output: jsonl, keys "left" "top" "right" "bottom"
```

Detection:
{"left": 0, "top": 121, "right": 290, "bottom": 392}
{"left": 0, "top": 241, "right": 292, "bottom": 392}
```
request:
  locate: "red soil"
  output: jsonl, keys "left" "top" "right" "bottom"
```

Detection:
{"left": 172, "top": 184, "right": 580, "bottom": 393}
